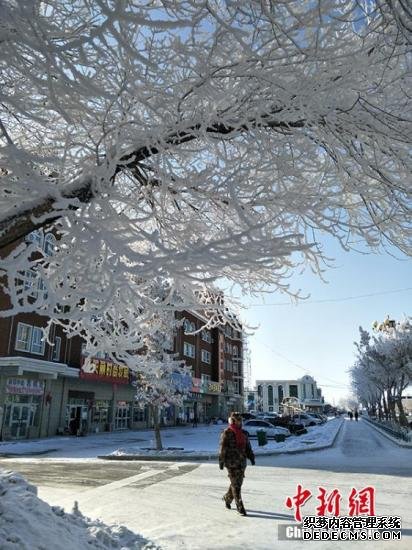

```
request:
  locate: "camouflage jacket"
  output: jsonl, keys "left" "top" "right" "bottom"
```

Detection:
{"left": 219, "top": 427, "right": 255, "bottom": 470}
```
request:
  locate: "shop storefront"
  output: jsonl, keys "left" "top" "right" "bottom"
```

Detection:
{"left": 78, "top": 356, "right": 133, "bottom": 432}
{"left": 2, "top": 378, "right": 44, "bottom": 439}
{"left": 188, "top": 377, "right": 221, "bottom": 422}
{"left": 65, "top": 390, "right": 94, "bottom": 435}
{"left": 0, "top": 356, "right": 79, "bottom": 440}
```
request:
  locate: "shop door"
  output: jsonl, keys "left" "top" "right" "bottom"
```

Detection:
{"left": 9, "top": 404, "right": 30, "bottom": 439}
{"left": 114, "top": 406, "right": 129, "bottom": 430}
{"left": 67, "top": 405, "right": 88, "bottom": 435}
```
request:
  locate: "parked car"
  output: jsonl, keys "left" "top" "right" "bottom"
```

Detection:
{"left": 263, "top": 415, "right": 306, "bottom": 434}
{"left": 292, "top": 413, "right": 322, "bottom": 427}
{"left": 306, "top": 412, "right": 327, "bottom": 423}
{"left": 242, "top": 419, "right": 291, "bottom": 438}
{"left": 241, "top": 412, "right": 256, "bottom": 420}
{"left": 261, "top": 415, "right": 281, "bottom": 424}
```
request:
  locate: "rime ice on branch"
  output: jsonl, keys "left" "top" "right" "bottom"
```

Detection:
{"left": 0, "top": 1, "right": 411, "bottom": 364}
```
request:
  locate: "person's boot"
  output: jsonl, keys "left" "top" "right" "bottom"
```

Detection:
{"left": 236, "top": 501, "right": 247, "bottom": 516}
{"left": 222, "top": 496, "right": 231, "bottom": 510}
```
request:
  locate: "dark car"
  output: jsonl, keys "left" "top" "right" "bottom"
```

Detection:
{"left": 241, "top": 412, "right": 256, "bottom": 420}
{"left": 263, "top": 415, "right": 306, "bottom": 435}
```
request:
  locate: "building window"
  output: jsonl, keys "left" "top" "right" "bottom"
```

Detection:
{"left": 21, "top": 269, "right": 37, "bottom": 292}
{"left": 26, "top": 230, "right": 43, "bottom": 248}
{"left": 184, "top": 320, "right": 196, "bottom": 334}
{"left": 268, "top": 385, "right": 274, "bottom": 407}
{"left": 201, "top": 329, "right": 211, "bottom": 343}
{"left": 201, "top": 349, "right": 211, "bottom": 364}
{"left": 44, "top": 233, "right": 56, "bottom": 256}
{"left": 133, "top": 405, "right": 147, "bottom": 423}
{"left": 232, "top": 345, "right": 238, "bottom": 356}
{"left": 183, "top": 341, "right": 195, "bottom": 358}
{"left": 31, "top": 327, "right": 45, "bottom": 355}
{"left": 15, "top": 323, "right": 32, "bottom": 352}
{"left": 15, "top": 323, "right": 45, "bottom": 355}
{"left": 289, "top": 384, "right": 298, "bottom": 398}
{"left": 18, "top": 268, "right": 47, "bottom": 299}
{"left": 52, "top": 336, "right": 61, "bottom": 361}
{"left": 278, "top": 385, "right": 284, "bottom": 404}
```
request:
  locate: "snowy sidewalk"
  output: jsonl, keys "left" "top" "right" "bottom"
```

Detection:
{"left": 105, "top": 417, "right": 344, "bottom": 460}
{"left": 0, "top": 417, "right": 343, "bottom": 460}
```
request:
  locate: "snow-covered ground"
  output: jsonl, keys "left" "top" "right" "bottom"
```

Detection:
{"left": 0, "top": 470, "right": 158, "bottom": 549}
{"left": 0, "top": 418, "right": 341, "bottom": 549}
{"left": 110, "top": 417, "right": 343, "bottom": 458}
{"left": 1, "top": 418, "right": 411, "bottom": 549}
{"left": 0, "top": 417, "right": 342, "bottom": 460}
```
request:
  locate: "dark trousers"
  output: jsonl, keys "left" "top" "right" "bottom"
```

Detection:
{"left": 224, "top": 467, "right": 245, "bottom": 507}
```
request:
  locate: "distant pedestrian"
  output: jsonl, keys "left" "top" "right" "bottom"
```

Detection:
{"left": 219, "top": 411, "right": 255, "bottom": 516}
{"left": 354, "top": 411, "right": 359, "bottom": 421}
{"left": 192, "top": 415, "right": 198, "bottom": 428}
{"left": 349, "top": 411, "right": 353, "bottom": 420}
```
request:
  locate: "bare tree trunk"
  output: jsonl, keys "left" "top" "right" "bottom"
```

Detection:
{"left": 381, "top": 394, "right": 388, "bottom": 420}
{"left": 150, "top": 404, "right": 163, "bottom": 451}
{"left": 387, "top": 387, "right": 397, "bottom": 422}
{"left": 378, "top": 407, "right": 382, "bottom": 420}
{"left": 388, "top": 400, "right": 397, "bottom": 422}
{"left": 396, "top": 396, "right": 409, "bottom": 428}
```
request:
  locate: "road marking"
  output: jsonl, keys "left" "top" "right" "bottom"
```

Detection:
{"left": 56, "top": 463, "right": 195, "bottom": 509}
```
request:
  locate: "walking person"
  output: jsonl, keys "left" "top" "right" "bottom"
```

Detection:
{"left": 348, "top": 411, "right": 353, "bottom": 420}
{"left": 354, "top": 410, "right": 359, "bottom": 422}
{"left": 219, "top": 411, "right": 255, "bottom": 516}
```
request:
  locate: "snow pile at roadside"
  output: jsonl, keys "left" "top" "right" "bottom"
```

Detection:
{"left": 0, "top": 439, "right": 61, "bottom": 457}
{"left": 0, "top": 470, "right": 159, "bottom": 550}
{"left": 109, "top": 417, "right": 343, "bottom": 458}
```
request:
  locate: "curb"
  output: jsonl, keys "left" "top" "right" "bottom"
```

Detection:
{"left": 363, "top": 418, "right": 412, "bottom": 448}
{"left": 98, "top": 453, "right": 218, "bottom": 461}
{"left": 98, "top": 418, "right": 345, "bottom": 461}
{"left": 0, "top": 449, "right": 59, "bottom": 458}
{"left": 278, "top": 418, "right": 344, "bottom": 455}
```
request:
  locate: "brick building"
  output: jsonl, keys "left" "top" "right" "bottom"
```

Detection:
{"left": 0, "top": 231, "right": 244, "bottom": 440}
{"left": 175, "top": 310, "right": 244, "bottom": 423}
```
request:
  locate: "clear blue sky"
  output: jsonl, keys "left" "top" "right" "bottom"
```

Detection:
{"left": 233, "top": 238, "right": 411, "bottom": 405}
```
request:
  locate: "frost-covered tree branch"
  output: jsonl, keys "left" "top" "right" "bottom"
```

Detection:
{"left": 351, "top": 319, "right": 412, "bottom": 425}
{"left": 0, "top": 1, "right": 411, "bottom": 361}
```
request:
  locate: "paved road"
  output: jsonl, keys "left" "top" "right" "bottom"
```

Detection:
{"left": 1, "top": 418, "right": 411, "bottom": 549}
{"left": 258, "top": 417, "right": 412, "bottom": 476}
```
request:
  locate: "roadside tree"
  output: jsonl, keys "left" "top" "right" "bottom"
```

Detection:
{"left": 0, "top": 1, "right": 411, "bottom": 367}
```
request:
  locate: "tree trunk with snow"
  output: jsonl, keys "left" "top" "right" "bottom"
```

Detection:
{"left": 396, "top": 396, "right": 409, "bottom": 428}
{"left": 150, "top": 405, "right": 163, "bottom": 451}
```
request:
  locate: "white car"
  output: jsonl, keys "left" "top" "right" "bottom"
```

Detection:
{"left": 242, "top": 419, "right": 291, "bottom": 438}
{"left": 292, "top": 413, "right": 322, "bottom": 427}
